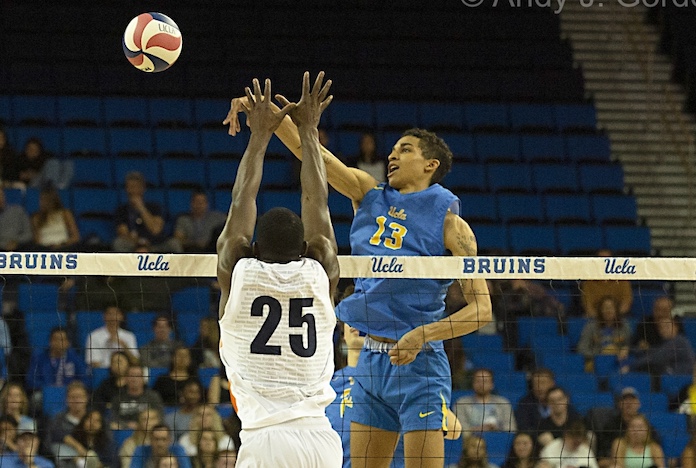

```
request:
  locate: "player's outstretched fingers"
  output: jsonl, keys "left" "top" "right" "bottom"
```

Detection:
{"left": 275, "top": 94, "right": 293, "bottom": 109}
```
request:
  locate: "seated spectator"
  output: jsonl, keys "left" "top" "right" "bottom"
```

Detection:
{"left": 682, "top": 431, "right": 696, "bottom": 468}
{"left": 63, "top": 409, "right": 116, "bottom": 468}
{"left": 577, "top": 296, "right": 631, "bottom": 371}
{"left": 215, "top": 450, "right": 237, "bottom": 468}
{"left": 501, "top": 433, "right": 539, "bottom": 468}
{"left": 191, "top": 430, "right": 220, "bottom": 468}
{"left": 140, "top": 316, "right": 183, "bottom": 369}
{"left": 540, "top": 420, "right": 598, "bottom": 468}
{"left": 610, "top": 415, "right": 665, "bottom": 468}
{"left": 445, "top": 338, "right": 474, "bottom": 391}
{"left": 0, "top": 430, "right": 54, "bottom": 468}
{"left": 85, "top": 306, "right": 139, "bottom": 369}
{"left": 110, "top": 365, "right": 164, "bottom": 430}
{"left": 0, "top": 384, "right": 36, "bottom": 434}
{"left": 624, "top": 317, "right": 695, "bottom": 376}
{"left": 131, "top": 424, "right": 191, "bottom": 468}
{"left": 190, "top": 318, "right": 222, "bottom": 370}
{"left": 152, "top": 347, "right": 201, "bottom": 407}
{"left": 178, "top": 405, "right": 234, "bottom": 457}
{"left": 119, "top": 408, "right": 162, "bottom": 468}
{"left": 0, "top": 128, "right": 18, "bottom": 185}
{"left": 353, "top": 133, "right": 385, "bottom": 183}
{"left": 17, "top": 138, "right": 48, "bottom": 187}
{"left": 113, "top": 171, "right": 172, "bottom": 253}
{"left": 515, "top": 368, "right": 556, "bottom": 434}
{"left": 171, "top": 191, "right": 225, "bottom": 253}
{"left": 31, "top": 186, "right": 80, "bottom": 250}
{"left": 164, "top": 380, "right": 204, "bottom": 440}
{"left": 538, "top": 387, "right": 583, "bottom": 447}
{"left": 0, "top": 189, "right": 32, "bottom": 250}
{"left": 454, "top": 368, "right": 517, "bottom": 434}
{"left": 0, "top": 415, "right": 18, "bottom": 455}
{"left": 450, "top": 434, "right": 500, "bottom": 468}
{"left": 27, "top": 328, "right": 88, "bottom": 405}
{"left": 47, "top": 381, "right": 88, "bottom": 461}
{"left": 632, "top": 296, "right": 684, "bottom": 350}
{"left": 580, "top": 249, "right": 633, "bottom": 318}
{"left": 92, "top": 351, "right": 130, "bottom": 411}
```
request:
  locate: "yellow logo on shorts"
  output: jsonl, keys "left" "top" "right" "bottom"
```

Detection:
{"left": 340, "top": 389, "right": 353, "bottom": 418}
{"left": 419, "top": 411, "right": 434, "bottom": 418}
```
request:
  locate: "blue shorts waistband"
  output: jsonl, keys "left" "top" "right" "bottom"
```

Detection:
{"left": 363, "top": 336, "right": 433, "bottom": 353}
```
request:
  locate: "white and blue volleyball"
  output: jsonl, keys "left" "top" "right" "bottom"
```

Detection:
{"left": 123, "top": 12, "right": 182, "bottom": 73}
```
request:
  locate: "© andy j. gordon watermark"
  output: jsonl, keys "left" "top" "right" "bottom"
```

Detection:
{"left": 460, "top": 0, "right": 696, "bottom": 14}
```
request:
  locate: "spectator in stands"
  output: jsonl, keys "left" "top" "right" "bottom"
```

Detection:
{"left": 1, "top": 430, "right": 54, "bottom": 468}
{"left": 164, "top": 380, "right": 205, "bottom": 440}
{"left": 624, "top": 317, "right": 695, "bottom": 376}
{"left": 119, "top": 408, "right": 162, "bottom": 468}
{"left": 632, "top": 296, "right": 684, "bottom": 350}
{"left": 682, "top": 431, "right": 696, "bottom": 468}
{"left": 131, "top": 424, "right": 191, "bottom": 468}
{"left": 92, "top": 351, "right": 130, "bottom": 411}
{"left": 501, "top": 433, "right": 539, "bottom": 468}
{"left": 538, "top": 387, "right": 583, "bottom": 447}
{"left": 110, "top": 365, "right": 164, "bottom": 430}
{"left": 140, "top": 316, "right": 183, "bottom": 369}
{"left": 516, "top": 368, "right": 556, "bottom": 433}
{"left": 445, "top": 338, "right": 474, "bottom": 391}
{"left": 190, "top": 318, "right": 222, "bottom": 370}
{"left": 454, "top": 368, "right": 517, "bottom": 434}
{"left": 577, "top": 296, "right": 632, "bottom": 371}
{"left": 0, "top": 415, "right": 18, "bottom": 455}
{"left": 17, "top": 138, "right": 48, "bottom": 187}
{"left": 30, "top": 186, "right": 80, "bottom": 250}
{"left": 0, "top": 384, "right": 36, "bottom": 434}
{"left": 580, "top": 249, "right": 633, "bottom": 318}
{"left": 27, "top": 328, "right": 88, "bottom": 401}
{"left": 0, "top": 128, "right": 18, "bottom": 185}
{"left": 0, "top": 189, "right": 32, "bottom": 250}
{"left": 113, "top": 171, "right": 171, "bottom": 253}
{"left": 451, "top": 434, "right": 499, "bottom": 468}
{"left": 610, "top": 414, "right": 665, "bottom": 468}
{"left": 63, "top": 409, "right": 116, "bottom": 468}
{"left": 152, "top": 346, "right": 201, "bottom": 406}
{"left": 171, "top": 191, "right": 226, "bottom": 253}
{"left": 85, "top": 306, "right": 139, "bottom": 369}
{"left": 352, "top": 133, "right": 385, "bottom": 182}
{"left": 190, "top": 430, "right": 220, "bottom": 468}
{"left": 47, "top": 381, "right": 88, "bottom": 463}
{"left": 540, "top": 420, "right": 598, "bottom": 468}
{"left": 216, "top": 450, "right": 237, "bottom": 468}
{"left": 178, "top": 404, "right": 234, "bottom": 457}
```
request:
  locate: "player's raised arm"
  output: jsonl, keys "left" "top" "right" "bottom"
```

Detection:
{"left": 223, "top": 91, "right": 377, "bottom": 205}
{"left": 216, "top": 79, "right": 295, "bottom": 300}
{"left": 277, "top": 72, "right": 340, "bottom": 293}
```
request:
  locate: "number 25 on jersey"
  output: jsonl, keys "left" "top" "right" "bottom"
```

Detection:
{"left": 369, "top": 216, "right": 408, "bottom": 250}
{"left": 250, "top": 296, "right": 317, "bottom": 358}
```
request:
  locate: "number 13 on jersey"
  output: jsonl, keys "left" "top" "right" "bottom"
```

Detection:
{"left": 369, "top": 216, "right": 408, "bottom": 250}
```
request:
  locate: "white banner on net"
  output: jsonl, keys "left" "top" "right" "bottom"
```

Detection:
{"left": 0, "top": 252, "right": 694, "bottom": 280}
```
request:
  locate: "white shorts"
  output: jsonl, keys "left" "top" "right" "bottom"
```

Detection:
{"left": 237, "top": 417, "right": 342, "bottom": 468}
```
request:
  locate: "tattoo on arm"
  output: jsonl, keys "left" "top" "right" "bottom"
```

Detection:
{"left": 456, "top": 233, "right": 477, "bottom": 256}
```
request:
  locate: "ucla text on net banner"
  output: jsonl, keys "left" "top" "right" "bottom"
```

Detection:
{"left": 1, "top": 253, "right": 696, "bottom": 280}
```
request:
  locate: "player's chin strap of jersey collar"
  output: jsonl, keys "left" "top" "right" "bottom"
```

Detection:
{"left": 363, "top": 336, "right": 434, "bottom": 353}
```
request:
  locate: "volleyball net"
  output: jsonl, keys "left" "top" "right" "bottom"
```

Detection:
{"left": 3, "top": 253, "right": 696, "bottom": 464}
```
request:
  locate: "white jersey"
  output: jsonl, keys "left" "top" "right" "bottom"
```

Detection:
{"left": 219, "top": 257, "right": 337, "bottom": 429}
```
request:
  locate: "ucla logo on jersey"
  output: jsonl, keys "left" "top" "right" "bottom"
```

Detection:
{"left": 340, "top": 388, "right": 353, "bottom": 418}
{"left": 387, "top": 206, "right": 407, "bottom": 221}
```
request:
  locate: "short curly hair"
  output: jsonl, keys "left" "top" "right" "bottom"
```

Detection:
{"left": 401, "top": 128, "right": 453, "bottom": 185}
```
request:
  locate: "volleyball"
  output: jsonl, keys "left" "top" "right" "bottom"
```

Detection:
{"left": 122, "top": 12, "right": 182, "bottom": 73}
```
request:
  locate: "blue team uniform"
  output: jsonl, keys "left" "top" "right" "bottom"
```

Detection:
{"left": 335, "top": 183, "right": 459, "bottom": 433}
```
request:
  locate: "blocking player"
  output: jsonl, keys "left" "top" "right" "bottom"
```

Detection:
{"left": 225, "top": 95, "right": 493, "bottom": 468}
{"left": 217, "top": 73, "right": 341, "bottom": 467}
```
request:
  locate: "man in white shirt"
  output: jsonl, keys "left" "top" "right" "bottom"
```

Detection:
{"left": 85, "top": 306, "right": 139, "bottom": 368}
{"left": 453, "top": 368, "right": 517, "bottom": 434}
{"left": 540, "top": 420, "right": 599, "bottom": 468}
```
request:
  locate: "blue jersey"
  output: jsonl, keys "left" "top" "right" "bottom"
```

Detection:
{"left": 327, "top": 366, "right": 405, "bottom": 468}
{"left": 336, "top": 183, "right": 460, "bottom": 343}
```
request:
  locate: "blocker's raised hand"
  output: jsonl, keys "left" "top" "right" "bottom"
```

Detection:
{"left": 240, "top": 78, "right": 295, "bottom": 138}
{"left": 276, "top": 71, "right": 333, "bottom": 130}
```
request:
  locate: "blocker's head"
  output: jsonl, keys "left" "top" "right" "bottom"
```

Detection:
{"left": 254, "top": 207, "right": 305, "bottom": 262}
{"left": 387, "top": 129, "right": 452, "bottom": 189}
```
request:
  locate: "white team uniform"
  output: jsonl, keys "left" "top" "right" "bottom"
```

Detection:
{"left": 219, "top": 257, "right": 342, "bottom": 468}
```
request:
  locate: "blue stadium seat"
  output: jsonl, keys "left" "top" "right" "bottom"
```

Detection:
{"left": 497, "top": 194, "right": 544, "bottom": 223}
{"left": 126, "top": 311, "right": 158, "bottom": 347}
{"left": 520, "top": 135, "right": 565, "bottom": 163}
{"left": 481, "top": 432, "right": 514, "bottom": 467}
{"left": 464, "top": 103, "right": 509, "bottom": 131}
{"left": 201, "top": 129, "right": 247, "bottom": 157}
{"left": 555, "top": 104, "right": 597, "bottom": 132}
{"left": 19, "top": 283, "right": 59, "bottom": 313}
{"left": 213, "top": 190, "right": 231, "bottom": 213}
{"left": 378, "top": 131, "right": 405, "bottom": 156}
{"left": 556, "top": 225, "right": 604, "bottom": 255}
{"left": 142, "top": 189, "right": 166, "bottom": 209}
{"left": 644, "top": 392, "right": 668, "bottom": 413}
{"left": 328, "top": 192, "right": 354, "bottom": 220}
{"left": 148, "top": 98, "right": 194, "bottom": 128}
{"left": 566, "top": 135, "right": 611, "bottom": 163}
{"left": 161, "top": 159, "right": 206, "bottom": 189}
{"left": 517, "top": 317, "right": 558, "bottom": 348}
{"left": 487, "top": 163, "right": 532, "bottom": 193}
{"left": 539, "top": 354, "right": 585, "bottom": 375}
{"left": 154, "top": 129, "right": 200, "bottom": 158}
{"left": 443, "top": 163, "right": 487, "bottom": 192}
{"left": 0, "top": 96, "right": 11, "bottom": 125}
{"left": 12, "top": 95, "right": 58, "bottom": 125}
{"left": 198, "top": 368, "right": 219, "bottom": 389}
{"left": 43, "top": 385, "right": 67, "bottom": 418}
{"left": 509, "top": 104, "right": 556, "bottom": 132}
{"left": 335, "top": 131, "right": 363, "bottom": 158}
{"left": 494, "top": 371, "right": 528, "bottom": 394}
{"left": 114, "top": 159, "right": 161, "bottom": 188}
{"left": 194, "top": 98, "right": 229, "bottom": 128}
{"left": 104, "top": 97, "right": 148, "bottom": 127}
{"left": 469, "top": 224, "right": 509, "bottom": 253}
{"left": 25, "top": 310, "right": 67, "bottom": 347}
{"left": 176, "top": 313, "right": 203, "bottom": 346}
{"left": 374, "top": 102, "right": 418, "bottom": 130}
{"left": 261, "top": 160, "right": 295, "bottom": 189}
{"left": 458, "top": 193, "right": 497, "bottom": 223}
{"left": 579, "top": 164, "right": 625, "bottom": 194}
{"left": 63, "top": 128, "right": 108, "bottom": 158}
{"left": 78, "top": 218, "right": 113, "bottom": 245}
{"left": 72, "top": 188, "right": 118, "bottom": 217}
{"left": 467, "top": 352, "right": 514, "bottom": 373}
{"left": 603, "top": 226, "right": 651, "bottom": 255}
{"left": 334, "top": 222, "right": 352, "bottom": 250}
{"left": 543, "top": 193, "right": 591, "bottom": 225}
{"left": 594, "top": 354, "right": 618, "bottom": 378}
{"left": 209, "top": 161, "right": 240, "bottom": 189}
{"left": 648, "top": 412, "right": 688, "bottom": 439}
{"left": 474, "top": 134, "right": 521, "bottom": 163}
{"left": 660, "top": 374, "right": 692, "bottom": 399}
{"left": 554, "top": 373, "right": 598, "bottom": 394}
{"left": 108, "top": 128, "right": 153, "bottom": 157}
{"left": 530, "top": 334, "right": 570, "bottom": 357}
{"left": 172, "top": 287, "right": 211, "bottom": 316}
{"left": 508, "top": 225, "right": 557, "bottom": 255}
{"left": 419, "top": 103, "right": 464, "bottom": 131}
{"left": 261, "top": 190, "right": 301, "bottom": 214}
{"left": 461, "top": 334, "right": 504, "bottom": 352}
{"left": 564, "top": 317, "right": 588, "bottom": 350}
{"left": 662, "top": 434, "right": 690, "bottom": 460}
{"left": 75, "top": 311, "right": 105, "bottom": 351}
{"left": 58, "top": 96, "right": 103, "bottom": 127}
{"left": 148, "top": 367, "right": 169, "bottom": 387}
{"left": 572, "top": 392, "right": 614, "bottom": 415}
{"left": 590, "top": 194, "right": 638, "bottom": 225}
{"left": 25, "top": 188, "right": 69, "bottom": 213}
{"left": 608, "top": 373, "right": 652, "bottom": 396}
{"left": 441, "top": 133, "right": 474, "bottom": 161}
{"left": 12, "top": 126, "right": 62, "bottom": 156}
{"left": 328, "top": 102, "right": 374, "bottom": 130}
{"left": 3, "top": 188, "right": 22, "bottom": 206}
{"left": 167, "top": 190, "right": 193, "bottom": 219}
{"left": 72, "top": 159, "right": 113, "bottom": 188}
{"left": 113, "top": 429, "right": 135, "bottom": 451}
{"left": 445, "top": 437, "right": 463, "bottom": 467}
{"left": 90, "top": 367, "right": 110, "bottom": 389}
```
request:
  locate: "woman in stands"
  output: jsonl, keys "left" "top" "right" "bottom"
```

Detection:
{"left": 17, "top": 137, "right": 48, "bottom": 187}
{"left": 451, "top": 435, "right": 500, "bottom": 468}
{"left": 64, "top": 409, "right": 116, "bottom": 468}
{"left": 191, "top": 429, "right": 221, "bottom": 468}
{"left": 178, "top": 404, "right": 234, "bottom": 457}
{"left": 152, "top": 346, "right": 201, "bottom": 406}
{"left": 31, "top": 185, "right": 80, "bottom": 250}
{"left": 353, "top": 132, "right": 385, "bottom": 183}
{"left": 577, "top": 296, "right": 632, "bottom": 371}
{"left": 0, "top": 383, "right": 36, "bottom": 434}
{"left": 93, "top": 351, "right": 130, "bottom": 411}
{"left": 611, "top": 415, "right": 665, "bottom": 468}
{"left": 501, "top": 433, "right": 540, "bottom": 468}
{"left": 119, "top": 407, "right": 162, "bottom": 468}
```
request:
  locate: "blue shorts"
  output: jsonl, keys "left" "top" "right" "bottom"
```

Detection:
{"left": 350, "top": 340, "right": 451, "bottom": 433}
